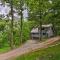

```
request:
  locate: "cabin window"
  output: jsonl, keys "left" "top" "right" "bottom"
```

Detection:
{"left": 42, "top": 28, "right": 45, "bottom": 30}
{"left": 32, "top": 33, "right": 39, "bottom": 35}
{"left": 43, "top": 32, "right": 46, "bottom": 35}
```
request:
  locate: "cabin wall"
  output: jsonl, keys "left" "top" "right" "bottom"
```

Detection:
{"left": 31, "top": 27, "right": 53, "bottom": 40}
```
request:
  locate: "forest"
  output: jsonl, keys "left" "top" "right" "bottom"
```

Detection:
{"left": 0, "top": 0, "right": 60, "bottom": 60}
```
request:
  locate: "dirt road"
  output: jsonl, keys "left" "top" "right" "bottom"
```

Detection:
{"left": 0, "top": 36, "right": 60, "bottom": 60}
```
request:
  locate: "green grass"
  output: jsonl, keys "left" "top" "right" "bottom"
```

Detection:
{"left": 14, "top": 43, "right": 60, "bottom": 60}
{"left": 0, "top": 47, "right": 10, "bottom": 54}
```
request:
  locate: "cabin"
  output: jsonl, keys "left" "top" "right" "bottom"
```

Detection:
{"left": 31, "top": 24, "right": 54, "bottom": 39}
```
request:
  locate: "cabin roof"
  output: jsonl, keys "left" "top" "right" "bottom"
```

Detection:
{"left": 31, "top": 24, "right": 52, "bottom": 33}
{"left": 42, "top": 24, "right": 52, "bottom": 27}
{"left": 31, "top": 28, "right": 38, "bottom": 33}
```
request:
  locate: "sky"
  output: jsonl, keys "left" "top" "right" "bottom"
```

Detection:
{"left": 0, "top": 4, "right": 10, "bottom": 15}
{"left": 0, "top": 1, "right": 28, "bottom": 20}
{"left": 49, "top": 0, "right": 52, "bottom": 4}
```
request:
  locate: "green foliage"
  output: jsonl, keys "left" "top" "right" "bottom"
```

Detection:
{"left": 14, "top": 21, "right": 33, "bottom": 44}
{"left": 0, "top": 21, "right": 6, "bottom": 31}
{"left": 12, "top": 21, "right": 34, "bottom": 46}
{"left": 0, "top": 30, "right": 9, "bottom": 48}
{"left": 1, "top": 0, "right": 60, "bottom": 52}
{"left": 22, "top": 22, "right": 31, "bottom": 42}
{"left": 0, "top": 19, "right": 36, "bottom": 49}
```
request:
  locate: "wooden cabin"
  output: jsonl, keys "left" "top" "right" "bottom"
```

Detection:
{"left": 31, "top": 24, "right": 54, "bottom": 39}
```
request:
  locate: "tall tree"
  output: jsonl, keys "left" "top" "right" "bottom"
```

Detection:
{"left": 2, "top": 0, "right": 15, "bottom": 48}
{"left": 19, "top": 0, "right": 24, "bottom": 44}
{"left": 26, "top": 0, "right": 51, "bottom": 40}
{"left": 9, "top": 0, "right": 15, "bottom": 49}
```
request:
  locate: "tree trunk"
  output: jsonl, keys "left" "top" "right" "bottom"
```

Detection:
{"left": 19, "top": 0, "right": 24, "bottom": 44}
{"left": 9, "top": 0, "right": 15, "bottom": 49}
{"left": 20, "top": 9, "right": 23, "bottom": 44}
{"left": 39, "top": 19, "right": 42, "bottom": 41}
{"left": 39, "top": 1, "right": 42, "bottom": 41}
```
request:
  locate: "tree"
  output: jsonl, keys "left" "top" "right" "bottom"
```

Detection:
{"left": 19, "top": 0, "right": 24, "bottom": 44}
{"left": 25, "top": 0, "right": 51, "bottom": 40}
{"left": 9, "top": 0, "right": 15, "bottom": 49}
{"left": 44, "top": 0, "right": 60, "bottom": 36}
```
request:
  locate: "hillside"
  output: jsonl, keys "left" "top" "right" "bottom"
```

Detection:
{"left": 14, "top": 41, "right": 60, "bottom": 60}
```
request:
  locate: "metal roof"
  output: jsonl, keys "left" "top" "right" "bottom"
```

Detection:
{"left": 31, "top": 24, "right": 52, "bottom": 33}
{"left": 42, "top": 24, "right": 52, "bottom": 27}
{"left": 31, "top": 28, "right": 38, "bottom": 33}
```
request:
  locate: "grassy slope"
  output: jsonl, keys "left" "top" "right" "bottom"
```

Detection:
{"left": 0, "top": 46, "right": 10, "bottom": 54}
{"left": 14, "top": 43, "right": 60, "bottom": 60}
